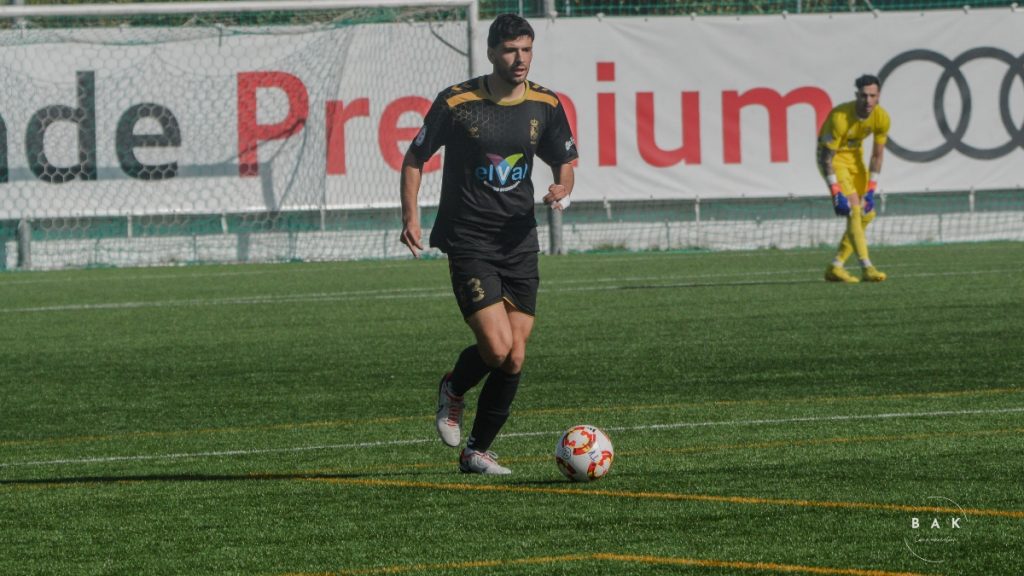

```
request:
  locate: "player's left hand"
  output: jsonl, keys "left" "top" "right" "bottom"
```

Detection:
{"left": 864, "top": 180, "right": 878, "bottom": 214}
{"left": 544, "top": 184, "right": 571, "bottom": 211}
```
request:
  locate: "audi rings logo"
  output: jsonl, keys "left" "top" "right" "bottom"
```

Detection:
{"left": 878, "top": 48, "right": 1024, "bottom": 162}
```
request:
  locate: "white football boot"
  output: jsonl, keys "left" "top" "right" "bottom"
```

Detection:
{"left": 459, "top": 448, "right": 512, "bottom": 475}
{"left": 435, "top": 373, "right": 464, "bottom": 447}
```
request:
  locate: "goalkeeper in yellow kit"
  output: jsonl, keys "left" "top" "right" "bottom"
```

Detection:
{"left": 817, "top": 74, "right": 889, "bottom": 283}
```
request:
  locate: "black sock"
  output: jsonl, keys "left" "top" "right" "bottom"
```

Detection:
{"left": 449, "top": 345, "right": 491, "bottom": 397}
{"left": 466, "top": 369, "right": 520, "bottom": 453}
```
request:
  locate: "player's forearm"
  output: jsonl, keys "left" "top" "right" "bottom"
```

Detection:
{"left": 869, "top": 146, "right": 884, "bottom": 175}
{"left": 400, "top": 155, "right": 423, "bottom": 224}
{"left": 817, "top": 146, "right": 837, "bottom": 188}
{"left": 815, "top": 144, "right": 839, "bottom": 191}
{"left": 552, "top": 163, "right": 574, "bottom": 196}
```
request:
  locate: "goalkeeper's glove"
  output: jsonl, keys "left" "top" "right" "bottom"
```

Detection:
{"left": 864, "top": 178, "right": 878, "bottom": 214}
{"left": 830, "top": 182, "right": 850, "bottom": 216}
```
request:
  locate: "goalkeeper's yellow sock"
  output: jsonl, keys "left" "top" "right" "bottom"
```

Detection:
{"left": 834, "top": 234, "right": 853, "bottom": 267}
{"left": 835, "top": 209, "right": 876, "bottom": 265}
{"left": 847, "top": 206, "right": 872, "bottom": 268}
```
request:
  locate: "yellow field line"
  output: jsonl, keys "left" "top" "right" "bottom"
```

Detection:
{"left": 2, "top": 387, "right": 1019, "bottom": 448}
{"left": 596, "top": 553, "right": 935, "bottom": 576}
{"left": 307, "top": 477, "right": 1024, "bottom": 519}
{"left": 283, "top": 554, "right": 589, "bottom": 576}
{"left": 283, "top": 552, "right": 939, "bottom": 576}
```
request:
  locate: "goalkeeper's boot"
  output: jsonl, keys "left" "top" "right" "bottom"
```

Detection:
{"left": 862, "top": 266, "right": 888, "bottom": 282}
{"left": 825, "top": 265, "right": 860, "bottom": 284}
{"left": 435, "top": 373, "right": 464, "bottom": 447}
{"left": 459, "top": 448, "right": 512, "bottom": 475}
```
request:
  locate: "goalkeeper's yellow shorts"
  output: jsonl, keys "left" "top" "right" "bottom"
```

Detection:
{"left": 831, "top": 152, "right": 869, "bottom": 197}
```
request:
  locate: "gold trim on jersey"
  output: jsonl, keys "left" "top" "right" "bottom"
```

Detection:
{"left": 524, "top": 89, "right": 559, "bottom": 108}
{"left": 445, "top": 78, "right": 560, "bottom": 109}
{"left": 446, "top": 89, "right": 488, "bottom": 109}
{"left": 481, "top": 76, "right": 529, "bottom": 106}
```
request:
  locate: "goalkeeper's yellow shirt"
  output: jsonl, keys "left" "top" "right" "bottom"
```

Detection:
{"left": 817, "top": 101, "right": 890, "bottom": 163}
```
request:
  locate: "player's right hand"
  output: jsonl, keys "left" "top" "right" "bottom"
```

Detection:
{"left": 400, "top": 222, "right": 424, "bottom": 258}
{"left": 830, "top": 183, "right": 850, "bottom": 216}
{"left": 544, "top": 184, "right": 570, "bottom": 210}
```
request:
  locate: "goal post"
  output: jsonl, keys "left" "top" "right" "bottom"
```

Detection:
{"left": 0, "top": 0, "right": 479, "bottom": 270}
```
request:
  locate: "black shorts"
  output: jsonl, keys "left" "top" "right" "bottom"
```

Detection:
{"left": 448, "top": 252, "right": 540, "bottom": 319}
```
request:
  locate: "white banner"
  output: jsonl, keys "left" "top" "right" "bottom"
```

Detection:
{"left": 0, "top": 9, "right": 1021, "bottom": 218}
{"left": 523, "top": 9, "right": 1024, "bottom": 201}
{"left": 0, "top": 21, "right": 468, "bottom": 217}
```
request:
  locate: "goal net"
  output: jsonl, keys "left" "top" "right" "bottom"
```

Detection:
{"left": 0, "top": 0, "right": 478, "bottom": 270}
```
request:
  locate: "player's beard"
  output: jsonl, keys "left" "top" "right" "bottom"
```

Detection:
{"left": 497, "top": 63, "right": 528, "bottom": 86}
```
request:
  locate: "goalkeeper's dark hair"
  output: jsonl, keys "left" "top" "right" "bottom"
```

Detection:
{"left": 855, "top": 74, "right": 881, "bottom": 91}
{"left": 487, "top": 13, "right": 534, "bottom": 49}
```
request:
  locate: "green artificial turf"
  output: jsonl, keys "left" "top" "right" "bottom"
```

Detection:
{"left": 1, "top": 242, "right": 1021, "bottom": 575}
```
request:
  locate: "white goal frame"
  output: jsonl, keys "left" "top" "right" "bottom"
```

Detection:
{"left": 0, "top": 0, "right": 481, "bottom": 78}
{"left": 0, "top": 0, "right": 482, "bottom": 270}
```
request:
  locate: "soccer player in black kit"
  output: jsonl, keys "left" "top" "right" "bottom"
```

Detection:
{"left": 399, "top": 14, "right": 578, "bottom": 474}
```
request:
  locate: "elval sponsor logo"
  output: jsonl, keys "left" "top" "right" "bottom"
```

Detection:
{"left": 476, "top": 153, "right": 528, "bottom": 192}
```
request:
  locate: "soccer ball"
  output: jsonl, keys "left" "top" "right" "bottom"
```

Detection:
{"left": 554, "top": 424, "right": 615, "bottom": 481}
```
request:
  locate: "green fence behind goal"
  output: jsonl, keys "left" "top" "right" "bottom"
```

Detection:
{"left": 3, "top": 190, "right": 1021, "bottom": 269}
{"left": 551, "top": 191, "right": 1024, "bottom": 254}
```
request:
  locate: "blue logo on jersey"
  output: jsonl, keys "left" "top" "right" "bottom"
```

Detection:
{"left": 476, "top": 153, "right": 528, "bottom": 192}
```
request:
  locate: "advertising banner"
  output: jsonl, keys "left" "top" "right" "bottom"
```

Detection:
{"left": 524, "top": 9, "right": 1024, "bottom": 200}
{"left": 0, "top": 8, "right": 1020, "bottom": 217}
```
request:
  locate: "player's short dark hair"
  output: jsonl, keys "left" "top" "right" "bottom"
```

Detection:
{"left": 855, "top": 74, "right": 881, "bottom": 91}
{"left": 487, "top": 13, "right": 534, "bottom": 48}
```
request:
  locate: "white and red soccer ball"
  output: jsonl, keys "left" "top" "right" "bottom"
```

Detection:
{"left": 554, "top": 424, "right": 615, "bottom": 481}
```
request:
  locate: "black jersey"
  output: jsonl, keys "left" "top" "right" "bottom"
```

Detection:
{"left": 408, "top": 76, "right": 578, "bottom": 257}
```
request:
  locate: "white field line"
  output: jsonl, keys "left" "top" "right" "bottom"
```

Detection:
{"left": 0, "top": 240, "right": 1012, "bottom": 287}
{"left": 0, "top": 288, "right": 449, "bottom": 313}
{"left": 0, "top": 255, "right": 805, "bottom": 288}
{"left": 1, "top": 267, "right": 1019, "bottom": 314}
{"left": 0, "top": 252, "right": 878, "bottom": 287}
{"left": 0, "top": 260, "right": 431, "bottom": 286}
{"left": 2, "top": 406, "right": 1022, "bottom": 469}
{"left": 0, "top": 260, "right": 932, "bottom": 289}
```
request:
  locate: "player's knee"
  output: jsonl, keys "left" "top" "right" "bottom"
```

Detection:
{"left": 479, "top": 340, "right": 513, "bottom": 369}
{"left": 502, "top": 347, "right": 526, "bottom": 374}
